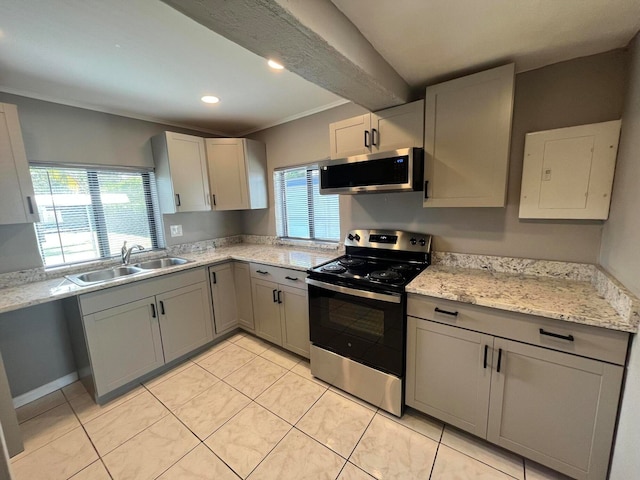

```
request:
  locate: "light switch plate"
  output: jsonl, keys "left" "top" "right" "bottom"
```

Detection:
{"left": 170, "top": 225, "right": 183, "bottom": 237}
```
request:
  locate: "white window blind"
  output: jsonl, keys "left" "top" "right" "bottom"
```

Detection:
{"left": 274, "top": 165, "right": 340, "bottom": 241}
{"left": 30, "top": 165, "right": 164, "bottom": 267}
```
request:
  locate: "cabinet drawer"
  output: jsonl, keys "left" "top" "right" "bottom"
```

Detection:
{"left": 250, "top": 263, "right": 306, "bottom": 289}
{"left": 408, "top": 294, "right": 629, "bottom": 365}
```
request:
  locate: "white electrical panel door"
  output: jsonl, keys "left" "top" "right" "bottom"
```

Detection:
{"left": 519, "top": 120, "right": 621, "bottom": 220}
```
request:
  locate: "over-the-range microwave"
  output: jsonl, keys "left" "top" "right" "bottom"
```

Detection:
{"left": 318, "top": 147, "right": 424, "bottom": 194}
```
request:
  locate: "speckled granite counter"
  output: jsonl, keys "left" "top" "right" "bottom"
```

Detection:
{"left": 407, "top": 258, "right": 640, "bottom": 333}
{"left": 0, "top": 244, "right": 336, "bottom": 315}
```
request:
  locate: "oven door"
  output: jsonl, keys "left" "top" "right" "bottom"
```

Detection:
{"left": 307, "top": 278, "right": 405, "bottom": 377}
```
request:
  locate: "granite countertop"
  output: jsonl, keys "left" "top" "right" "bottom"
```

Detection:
{"left": 406, "top": 264, "right": 639, "bottom": 333}
{"left": 0, "top": 244, "right": 336, "bottom": 315}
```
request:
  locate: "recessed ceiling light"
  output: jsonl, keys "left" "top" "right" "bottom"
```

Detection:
{"left": 268, "top": 59, "right": 284, "bottom": 70}
{"left": 201, "top": 95, "right": 220, "bottom": 104}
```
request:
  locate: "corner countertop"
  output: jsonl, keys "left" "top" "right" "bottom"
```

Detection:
{"left": 406, "top": 264, "right": 639, "bottom": 333}
{"left": 0, "top": 244, "right": 336, "bottom": 315}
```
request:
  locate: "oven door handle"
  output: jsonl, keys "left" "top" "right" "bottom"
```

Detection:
{"left": 305, "top": 278, "right": 402, "bottom": 304}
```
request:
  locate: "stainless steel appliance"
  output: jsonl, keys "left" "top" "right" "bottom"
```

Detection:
{"left": 318, "top": 148, "right": 424, "bottom": 194}
{"left": 306, "top": 229, "right": 431, "bottom": 416}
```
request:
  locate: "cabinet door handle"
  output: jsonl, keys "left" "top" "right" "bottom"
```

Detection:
{"left": 277, "top": 290, "right": 282, "bottom": 304}
{"left": 150, "top": 303, "right": 156, "bottom": 318}
{"left": 424, "top": 181, "right": 429, "bottom": 200}
{"left": 256, "top": 270, "right": 269, "bottom": 275}
{"left": 272, "top": 289, "right": 278, "bottom": 303}
{"left": 496, "top": 348, "right": 503, "bottom": 373}
{"left": 212, "top": 194, "right": 217, "bottom": 206}
{"left": 285, "top": 276, "right": 298, "bottom": 281}
{"left": 364, "top": 130, "right": 370, "bottom": 148}
{"left": 371, "top": 128, "right": 378, "bottom": 146}
{"left": 175, "top": 194, "right": 181, "bottom": 207}
{"left": 434, "top": 307, "right": 458, "bottom": 317}
{"left": 539, "top": 328, "right": 574, "bottom": 342}
{"left": 212, "top": 272, "right": 217, "bottom": 284}
{"left": 159, "top": 301, "right": 165, "bottom": 315}
{"left": 26, "top": 196, "right": 34, "bottom": 214}
{"left": 483, "top": 345, "right": 488, "bottom": 369}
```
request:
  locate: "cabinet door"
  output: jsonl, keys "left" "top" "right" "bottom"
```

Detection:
{"left": 372, "top": 100, "right": 424, "bottom": 152}
{"left": 84, "top": 298, "right": 164, "bottom": 397}
{"left": 329, "top": 114, "right": 372, "bottom": 159}
{"left": 0, "top": 103, "right": 39, "bottom": 224}
{"left": 279, "top": 285, "right": 309, "bottom": 358}
{"left": 487, "top": 339, "right": 623, "bottom": 480}
{"left": 406, "top": 317, "right": 493, "bottom": 437}
{"left": 424, "top": 64, "right": 514, "bottom": 207}
{"left": 205, "top": 138, "right": 249, "bottom": 210}
{"left": 252, "top": 278, "right": 282, "bottom": 345}
{"left": 157, "top": 282, "right": 214, "bottom": 363}
{"left": 234, "top": 262, "right": 255, "bottom": 331}
{"left": 210, "top": 263, "right": 238, "bottom": 334}
{"left": 165, "top": 132, "right": 210, "bottom": 212}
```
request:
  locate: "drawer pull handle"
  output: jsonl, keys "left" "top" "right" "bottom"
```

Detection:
{"left": 272, "top": 289, "right": 278, "bottom": 303}
{"left": 539, "top": 328, "right": 574, "bottom": 342}
{"left": 496, "top": 348, "right": 503, "bottom": 373}
{"left": 285, "top": 276, "right": 298, "bottom": 281}
{"left": 483, "top": 345, "right": 488, "bottom": 369}
{"left": 434, "top": 307, "right": 458, "bottom": 317}
{"left": 256, "top": 270, "right": 269, "bottom": 275}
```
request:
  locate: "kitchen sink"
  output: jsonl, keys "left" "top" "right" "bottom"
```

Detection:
{"left": 66, "top": 266, "right": 145, "bottom": 286}
{"left": 134, "top": 257, "right": 191, "bottom": 269}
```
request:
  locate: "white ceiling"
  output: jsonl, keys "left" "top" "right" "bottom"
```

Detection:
{"left": 1, "top": 0, "right": 639, "bottom": 136}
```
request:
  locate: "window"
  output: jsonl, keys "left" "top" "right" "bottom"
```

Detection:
{"left": 30, "top": 165, "right": 164, "bottom": 267}
{"left": 274, "top": 165, "right": 340, "bottom": 241}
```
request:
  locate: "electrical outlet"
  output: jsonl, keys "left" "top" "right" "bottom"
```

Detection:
{"left": 170, "top": 225, "right": 183, "bottom": 237}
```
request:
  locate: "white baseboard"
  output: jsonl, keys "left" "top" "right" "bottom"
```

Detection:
{"left": 12, "top": 372, "right": 79, "bottom": 408}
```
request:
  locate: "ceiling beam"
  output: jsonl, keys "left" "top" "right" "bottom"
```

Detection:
{"left": 161, "top": 0, "right": 411, "bottom": 112}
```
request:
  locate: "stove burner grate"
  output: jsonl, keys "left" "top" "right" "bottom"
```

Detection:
{"left": 339, "top": 257, "right": 366, "bottom": 268}
{"left": 321, "top": 263, "right": 347, "bottom": 273}
{"left": 368, "top": 270, "right": 403, "bottom": 283}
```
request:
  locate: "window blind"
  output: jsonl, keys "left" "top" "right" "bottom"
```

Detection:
{"left": 274, "top": 165, "right": 340, "bottom": 241}
{"left": 30, "top": 165, "right": 164, "bottom": 267}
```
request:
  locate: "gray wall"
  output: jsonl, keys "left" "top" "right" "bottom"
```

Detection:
{"left": 603, "top": 34, "right": 640, "bottom": 480}
{"left": 247, "top": 50, "right": 628, "bottom": 263}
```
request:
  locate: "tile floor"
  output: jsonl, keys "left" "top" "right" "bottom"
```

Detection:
{"left": 10, "top": 332, "right": 573, "bottom": 480}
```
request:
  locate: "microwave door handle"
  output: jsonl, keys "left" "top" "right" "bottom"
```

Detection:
{"left": 305, "top": 278, "right": 402, "bottom": 304}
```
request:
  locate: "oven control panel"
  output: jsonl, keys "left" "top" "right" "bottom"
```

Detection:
{"left": 369, "top": 234, "right": 398, "bottom": 244}
{"left": 344, "top": 229, "right": 431, "bottom": 253}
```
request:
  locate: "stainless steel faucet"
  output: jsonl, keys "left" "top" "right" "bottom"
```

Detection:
{"left": 121, "top": 241, "right": 145, "bottom": 265}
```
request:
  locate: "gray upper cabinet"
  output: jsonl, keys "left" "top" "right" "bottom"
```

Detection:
{"left": 209, "top": 263, "right": 239, "bottom": 334}
{"left": 152, "top": 131, "right": 211, "bottom": 213}
{"left": 205, "top": 138, "right": 268, "bottom": 211}
{"left": 329, "top": 100, "right": 424, "bottom": 159}
{"left": 0, "top": 103, "right": 39, "bottom": 224}
{"left": 423, "top": 64, "right": 515, "bottom": 207}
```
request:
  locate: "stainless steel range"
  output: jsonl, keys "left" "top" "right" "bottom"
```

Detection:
{"left": 306, "top": 229, "right": 432, "bottom": 416}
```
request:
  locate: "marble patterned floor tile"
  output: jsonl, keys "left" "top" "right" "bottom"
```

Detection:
{"left": 234, "top": 335, "right": 271, "bottom": 355}
{"left": 431, "top": 444, "right": 516, "bottom": 479}
{"left": 206, "top": 403, "right": 291, "bottom": 478}
{"left": 84, "top": 390, "right": 169, "bottom": 456}
{"left": 157, "top": 443, "right": 239, "bottom": 480}
{"left": 67, "top": 384, "right": 145, "bottom": 424}
{"left": 61, "top": 380, "right": 89, "bottom": 400}
{"left": 350, "top": 414, "right": 438, "bottom": 479}
{"left": 379, "top": 407, "right": 444, "bottom": 442}
{"left": 296, "top": 390, "right": 375, "bottom": 458}
{"left": 11, "top": 427, "right": 98, "bottom": 480}
{"left": 338, "top": 462, "right": 376, "bottom": 480}
{"left": 227, "top": 332, "right": 248, "bottom": 343}
{"left": 524, "top": 459, "right": 574, "bottom": 480}
{"left": 225, "top": 357, "right": 287, "bottom": 399}
{"left": 259, "top": 346, "right": 302, "bottom": 370}
{"left": 16, "top": 390, "right": 66, "bottom": 424}
{"left": 247, "top": 428, "right": 345, "bottom": 480}
{"left": 329, "top": 386, "right": 378, "bottom": 412}
{"left": 148, "top": 363, "right": 219, "bottom": 410}
{"left": 19, "top": 402, "right": 81, "bottom": 453}
{"left": 143, "top": 359, "right": 194, "bottom": 389}
{"left": 256, "top": 371, "right": 326, "bottom": 424}
{"left": 102, "top": 415, "right": 199, "bottom": 480}
{"left": 197, "top": 343, "right": 257, "bottom": 378}
{"left": 291, "top": 360, "right": 329, "bottom": 387}
{"left": 441, "top": 427, "right": 524, "bottom": 480}
{"left": 70, "top": 460, "right": 111, "bottom": 479}
{"left": 190, "top": 340, "right": 231, "bottom": 363}
{"left": 174, "top": 382, "right": 251, "bottom": 440}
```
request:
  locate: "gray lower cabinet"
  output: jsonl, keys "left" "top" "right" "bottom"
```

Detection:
{"left": 252, "top": 277, "right": 283, "bottom": 345}
{"left": 209, "top": 263, "right": 239, "bottom": 335}
{"left": 406, "top": 295, "right": 628, "bottom": 480}
{"left": 234, "top": 262, "right": 255, "bottom": 331}
{"left": 279, "top": 285, "right": 310, "bottom": 358}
